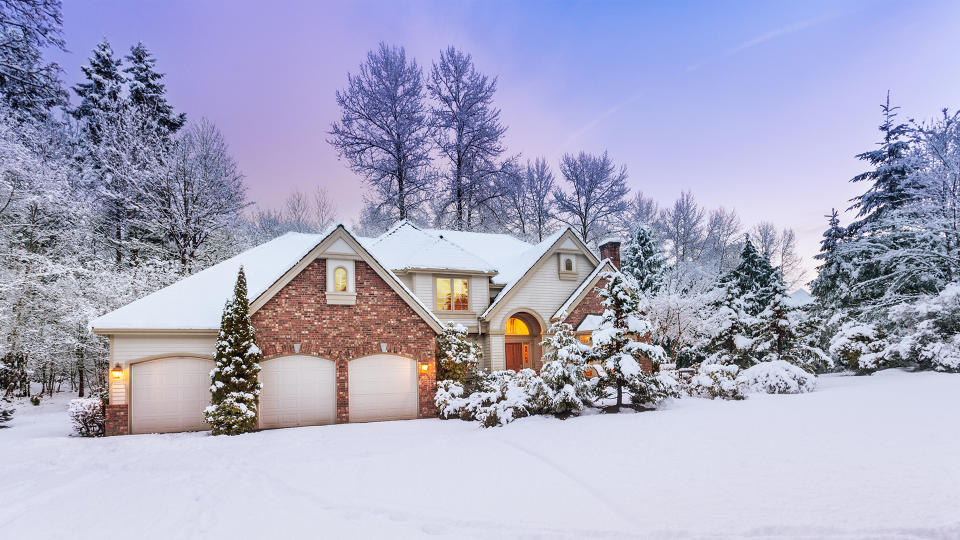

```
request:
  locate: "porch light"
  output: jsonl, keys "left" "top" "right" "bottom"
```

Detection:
{"left": 110, "top": 364, "right": 123, "bottom": 380}
{"left": 419, "top": 362, "right": 430, "bottom": 373}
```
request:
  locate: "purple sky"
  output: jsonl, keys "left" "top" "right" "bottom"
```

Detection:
{"left": 53, "top": 0, "right": 960, "bottom": 282}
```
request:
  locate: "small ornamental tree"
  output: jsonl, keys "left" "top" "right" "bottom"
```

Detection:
{"left": 590, "top": 271, "right": 666, "bottom": 411}
{"left": 705, "top": 286, "right": 757, "bottom": 369}
{"left": 436, "top": 322, "right": 482, "bottom": 389}
{"left": 621, "top": 224, "right": 666, "bottom": 294}
{"left": 539, "top": 321, "right": 593, "bottom": 417}
{"left": 204, "top": 267, "right": 263, "bottom": 435}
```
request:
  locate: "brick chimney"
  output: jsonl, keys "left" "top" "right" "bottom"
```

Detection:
{"left": 599, "top": 239, "right": 621, "bottom": 269}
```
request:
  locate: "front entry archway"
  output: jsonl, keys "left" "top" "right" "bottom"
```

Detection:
{"left": 504, "top": 312, "right": 543, "bottom": 372}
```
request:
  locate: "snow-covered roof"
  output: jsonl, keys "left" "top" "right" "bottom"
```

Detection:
{"left": 577, "top": 314, "right": 604, "bottom": 332}
{"left": 90, "top": 224, "right": 444, "bottom": 332}
{"left": 552, "top": 259, "right": 616, "bottom": 320}
{"left": 361, "top": 221, "right": 499, "bottom": 274}
{"left": 786, "top": 289, "right": 814, "bottom": 308}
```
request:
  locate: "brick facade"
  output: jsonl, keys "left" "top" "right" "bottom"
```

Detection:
{"left": 251, "top": 259, "right": 438, "bottom": 422}
{"left": 105, "top": 403, "right": 129, "bottom": 436}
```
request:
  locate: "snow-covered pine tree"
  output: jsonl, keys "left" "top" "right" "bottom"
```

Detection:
{"left": 704, "top": 285, "right": 757, "bottom": 369}
{"left": 539, "top": 321, "right": 593, "bottom": 416}
{"left": 436, "top": 322, "right": 482, "bottom": 390}
{"left": 125, "top": 42, "right": 186, "bottom": 137}
{"left": 71, "top": 39, "right": 125, "bottom": 144}
{"left": 810, "top": 209, "right": 852, "bottom": 313}
{"left": 721, "top": 235, "right": 777, "bottom": 316}
{"left": 0, "top": 0, "right": 67, "bottom": 121}
{"left": 848, "top": 92, "right": 913, "bottom": 230}
{"left": 204, "top": 267, "right": 262, "bottom": 435}
{"left": 590, "top": 271, "right": 666, "bottom": 411}
{"left": 621, "top": 223, "right": 666, "bottom": 294}
{"left": 0, "top": 402, "right": 13, "bottom": 425}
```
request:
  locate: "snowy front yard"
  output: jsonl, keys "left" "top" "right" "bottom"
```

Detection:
{"left": 2, "top": 370, "right": 959, "bottom": 540}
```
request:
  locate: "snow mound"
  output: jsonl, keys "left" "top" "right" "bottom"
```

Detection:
{"left": 737, "top": 360, "right": 816, "bottom": 394}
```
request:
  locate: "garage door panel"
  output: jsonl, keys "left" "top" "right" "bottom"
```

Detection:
{"left": 259, "top": 355, "right": 336, "bottom": 429}
{"left": 131, "top": 357, "right": 214, "bottom": 434}
{"left": 349, "top": 355, "right": 418, "bottom": 423}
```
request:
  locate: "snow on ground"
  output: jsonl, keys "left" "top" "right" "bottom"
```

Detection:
{"left": 2, "top": 370, "right": 959, "bottom": 540}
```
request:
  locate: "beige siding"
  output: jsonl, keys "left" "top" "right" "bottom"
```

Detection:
{"left": 487, "top": 252, "right": 594, "bottom": 370}
{"left": 108, "top": 333, "right": 217, "bottom": 405}
{"left": 471, "top": 275, "right": 489, "bottom": 314}
{"left": 398, "top": 273, "right": 414, "bottom": 291}
{"left": 413, "top": 273, "right": 433, "bottom": 309}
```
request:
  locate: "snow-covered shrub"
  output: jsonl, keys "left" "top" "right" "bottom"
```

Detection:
{"left": 204, "top": 268, "right": 262, "bottom": 435}
{"left": 471, "top": 370, "right": 538, "bottom": 428}
{"left": 736, "top": 360, "right": 817, "bottom": 394}
{"left": 885, "top": 284, "right": 960, "bottom": 372}
{"left": 628, "top": 372, "right": 682, "bottom": 407}
{"left": 69, "top": 398, "right": 104, "bottom": 437}
{"left": 829, "top": 322, "right": 888, "bottom": 374}
{"left": 0, "top": 402, "right": 13, "bottom": 426}
{"left": 688, "top": 363, "right": 744, "bottom": 400}
{"left": 30, "top": 395, "right": 41, "bottom": 406}
{"left": 434, "top": 379, "right": 467, "bottom": 419}
{"left": 436, "top": 322, "right": 483, "bottom": 387}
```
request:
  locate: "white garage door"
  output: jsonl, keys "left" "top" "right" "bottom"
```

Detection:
{"left": 259, "top": 355, "right": 336, "bottom": 429}
{"left": 131, "top": 356, "right": 214, "bottom": 434}
{"left": 348, "top": 354, "right": 418, "bottom": 423}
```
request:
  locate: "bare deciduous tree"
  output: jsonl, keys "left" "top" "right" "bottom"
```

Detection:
{"left": 554, "top": 151, "right": 630, "bottom": 244}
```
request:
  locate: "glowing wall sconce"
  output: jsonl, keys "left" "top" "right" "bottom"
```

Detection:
{"left": 419, "top": 362, "right": 430, "bottom": 373}
{"left": 110, "top": 364, "right": 124, "bottom": 380}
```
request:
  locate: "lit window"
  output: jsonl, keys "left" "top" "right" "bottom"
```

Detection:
{"left": 578, "top": 334, "right": 592, "bottom": 345}
{"left": 505, "top": 317, "right": 530, "bottom": 335}
{"left": 334, "top": 266, "right": 348, "bottom": 292}
{"left": 436, "top": 278, "right": 469, "bottom": 311}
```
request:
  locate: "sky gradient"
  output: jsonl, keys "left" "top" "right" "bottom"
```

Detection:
{"left": 52, "top": 0, "right": 960, "bottom": 283}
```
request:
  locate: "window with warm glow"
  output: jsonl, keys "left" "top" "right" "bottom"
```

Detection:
{"left": 505, "top": 317, "right": 530, "bottom": 335}
{"left": 334, "top": 266, "right": 348, "bottom": 292}
{"left": 436, "top": 278, "right": 469, "bottom": 311}
{"left": 578, "top": 334, "right": 592, "bottom": 345}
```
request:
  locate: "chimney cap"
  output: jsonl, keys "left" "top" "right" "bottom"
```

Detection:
{"left": 598, "top": 237, "right": 622, "bottom": 246}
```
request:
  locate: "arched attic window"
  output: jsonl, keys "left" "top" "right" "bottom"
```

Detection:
{"left": 334, "top": 266, "right": 348, "bottom": 292}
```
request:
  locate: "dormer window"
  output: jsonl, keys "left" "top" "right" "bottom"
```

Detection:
{"left": 558, "top": 254, "right": 577, "bottom": 279}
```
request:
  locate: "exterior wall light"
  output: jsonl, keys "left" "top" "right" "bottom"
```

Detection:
{"left": 293, "top": 343, "right": 301, "bottom": 354}
{"left": 380, "top": 343, "right": 388, "bottom": 353}
{"left": 110, "top": 364, "right": 124, "bottom": 380}
{"left": 419, "top": 362, "right": 430, "bottom": 373}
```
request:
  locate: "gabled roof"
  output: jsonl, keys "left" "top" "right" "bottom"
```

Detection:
{"left": 480, "top": 228, "right": 599, "bottom": 320}
{"left": 90, "top": 224, "right": 444, "bottom": 333}
{"left": 552, "top": 258, "right": 617, "bottom": 321}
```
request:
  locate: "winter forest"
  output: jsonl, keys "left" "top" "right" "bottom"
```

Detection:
{"left": 1, "top": 0, "right": 959, "bottom": 407}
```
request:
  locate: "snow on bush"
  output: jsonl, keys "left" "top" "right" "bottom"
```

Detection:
{"left": 885, "top": 284, "right": 960, "bottom": 373}
{"left": 688, "top": 363, "right": 744, "bottom": 400}
{"left": 436, "top": 322, "right": 482, "bottom": 385}
{"left": 829, "top": 322, "right": 888, "bottom": 373}
{"left": 629, "top": 372, "right": 682, "bottom": 407}
{"left": 435, "top": 379, "right": 467, "bottom": 420}
{"left": 736, "top": 360, "right": 816, "bottom": 394}
{"left": 69, "top": 398, "right": 104, "bottom": 437}
{"left": 0, "top": 402, "right": 13, "bottom": 425}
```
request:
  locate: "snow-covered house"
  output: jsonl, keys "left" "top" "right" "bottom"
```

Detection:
{"left": 91, "top": 221, "right": 623, "bottom": 435}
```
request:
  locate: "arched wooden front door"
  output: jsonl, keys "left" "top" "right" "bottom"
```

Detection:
{"left": 504, "top": 312, "right": 542, "bottom": 372}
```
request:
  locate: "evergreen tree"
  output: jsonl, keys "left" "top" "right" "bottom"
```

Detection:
{"left": 125, "top": 42, "right": 185, "bottom": 137}
{"left": 204, "top": 267, "right": 262, "bottom": 435}
{"left": 754, "top": 271, "right": 795, "bottom": 360}
{"left": 590, "top": 271, "right": 665, "bottom": 410}
{"left": 71, "top": 39, "right": 125, "bottom": 144}
{"left": 0, "top": 0, "right": 67, "bottom": 120}
{"left": 848, "top": 92, "right": 913, "bottom": 230}
{"left": 0, "top": 402, "right": 13, "bottom": 425}
{"left": 436, "top": 322, "right": 481, "bottom": 390}
{"left": 810, "top": 209, "right": 852, "bottom": 311}
{"left": 705, "top": 286, "right": 756, "bottom": 369}
{"left": 621, "top": 223, "right": 666, "bottom": 294}
{"left": 539, "top": 321, "right": 593, "bottom": 416}
{"left": 721, "top": 235, "right": 777, "bottom": 316}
